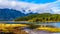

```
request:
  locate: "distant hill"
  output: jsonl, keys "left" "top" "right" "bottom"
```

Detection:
{"left": 15, "top": 13, "right": 60, "bottom": 22}
{"left": 0, "top": 9, "right": 26, "bottom": 21}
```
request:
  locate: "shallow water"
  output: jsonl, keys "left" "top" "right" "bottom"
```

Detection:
{"left": 0, "top": 21, "right": 60, "bottom": 34}
{"left": 24, "top": 29, "right": 51, "bottom": 34}
{"left": 23, "top": 28, "right": 60, "bottom": 34}
{"left": 52, "top": 33, "right": 60, "bottom": 34}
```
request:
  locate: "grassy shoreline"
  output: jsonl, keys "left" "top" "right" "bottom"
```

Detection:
{"left": 0, "top": 24, "right": 60, "bottom": 33}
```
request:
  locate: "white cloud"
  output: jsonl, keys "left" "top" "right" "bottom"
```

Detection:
{"left": 0, "top": 0, "right": 60, "bottom": 14}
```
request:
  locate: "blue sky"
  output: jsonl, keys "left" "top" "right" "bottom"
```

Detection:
{"left": 19, "top": 0, "right": 57, "bottom": 4}
{"left": 0, "top": 0, "right": 60, "bottom": 14}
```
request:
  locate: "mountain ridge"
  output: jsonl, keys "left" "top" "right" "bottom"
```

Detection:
{"left": 0, "top": 8, "right": 26, "bottom": 21}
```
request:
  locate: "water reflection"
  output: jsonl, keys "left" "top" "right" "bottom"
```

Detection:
{"left": 0, "top": 21, "right": 60, "bottom": 27}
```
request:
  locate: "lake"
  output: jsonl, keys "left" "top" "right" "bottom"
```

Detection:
{"left": 0, "top": 21, "right": 60, "bottom": 34}
{"left": 0, "top": 21, "right": 60, "bottom": 27}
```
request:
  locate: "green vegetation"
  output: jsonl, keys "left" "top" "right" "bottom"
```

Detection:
{"left": 14, "top": 13, "right": 60, "bottom": 22}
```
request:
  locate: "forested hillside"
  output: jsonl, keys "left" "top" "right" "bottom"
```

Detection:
{"left": 15, "top": 13, "right": 60, "bottom": 22}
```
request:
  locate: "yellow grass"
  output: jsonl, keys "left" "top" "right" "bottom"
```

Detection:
{"left": 36, "top": 27, "right": 60, "bottom": 32}
{"left": 0, "top": 24, "right": 28, "bottom": 27}
{"left": 0, "top": 24, "right": 29, "bottom": 32}
{"left": 0, "top": 24, "right": 60, "bottom": 33}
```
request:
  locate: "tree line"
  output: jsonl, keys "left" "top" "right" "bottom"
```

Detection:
{"left": 14, "top": 13, "right": 60, "bottom": 22}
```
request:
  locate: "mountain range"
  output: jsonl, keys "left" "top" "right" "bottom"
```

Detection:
{"left": 0, "top": 9, "right": 27, "bottom": 21}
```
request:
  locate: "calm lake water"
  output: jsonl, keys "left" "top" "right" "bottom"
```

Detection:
{"left": 0, "top": 21, "right": 60, "bottom": 27}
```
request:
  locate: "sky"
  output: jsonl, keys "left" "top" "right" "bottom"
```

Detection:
{"left": 18, "top": 0, "right": 56, "bottom": 4}
{"left": 0, "top": 0, "right": 60, "bottom": 14}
